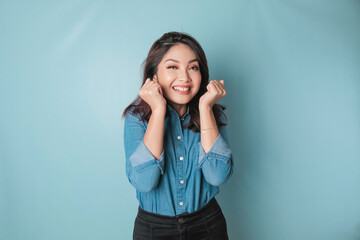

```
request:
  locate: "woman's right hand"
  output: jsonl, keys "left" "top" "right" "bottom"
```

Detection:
{"left": 138, "top": 76, "right": 167, "bottom": 111}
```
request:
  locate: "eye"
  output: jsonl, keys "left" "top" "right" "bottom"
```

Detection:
{"left": 167, "top": 66, "right": 178, "bottom": 69}
{"left": 190, "top": 66, "right": 200, "bottom": 70}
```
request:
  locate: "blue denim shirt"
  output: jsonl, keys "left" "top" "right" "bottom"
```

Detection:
{"left": 124, "top": 103, "right": 233, "bottom": 216}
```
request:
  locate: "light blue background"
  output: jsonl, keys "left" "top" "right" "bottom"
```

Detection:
{"left": 1, "top": 0, "right": 360, "bottom": 239}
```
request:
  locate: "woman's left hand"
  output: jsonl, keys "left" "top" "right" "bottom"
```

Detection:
{"left": 199, "top": 80, "right": 227, "bottom": 109}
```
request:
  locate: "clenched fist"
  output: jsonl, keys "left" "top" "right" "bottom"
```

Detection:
{"left": 199, "top": 80, "right": 227, "bottom": 109}
{"left": 138, "top": 76, "right": 167, "bottom": 111}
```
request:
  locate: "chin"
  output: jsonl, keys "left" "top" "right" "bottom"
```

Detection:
{"left": 167, "top": 97, "right": 192, "bottom": 105}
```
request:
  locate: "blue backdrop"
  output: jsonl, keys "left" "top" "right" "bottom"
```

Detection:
{"left": 1, "top": 0, "right": 360, "bottom": 239}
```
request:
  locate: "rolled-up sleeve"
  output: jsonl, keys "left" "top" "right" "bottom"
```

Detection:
{"left": 124, "top": 111, "right": 165, "bottom": 192}
{"left": 198, "top": 114, "right": 234, "bottom": 186}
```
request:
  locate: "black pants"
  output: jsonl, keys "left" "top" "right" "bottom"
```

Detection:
{"left": 133, "top": 198, "right": 229, "bottom": 240}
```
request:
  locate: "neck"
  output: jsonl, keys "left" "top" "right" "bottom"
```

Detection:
{"left": 169, "top": 102, "right": 187, "bottom": 117}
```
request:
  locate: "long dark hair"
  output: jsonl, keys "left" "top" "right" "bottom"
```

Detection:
{"left": 122, "top": 31, "right": 227, "bottom": 132}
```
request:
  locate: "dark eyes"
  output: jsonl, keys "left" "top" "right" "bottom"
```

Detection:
{"left": 167, "top": 66, "right": 199, "bottom": 70}
{"left": 191, "top": 66, "right": 200, "bottom": 70}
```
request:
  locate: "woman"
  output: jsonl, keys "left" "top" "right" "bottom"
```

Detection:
{"left": 122, "top": 31, "right": 234, "bottom": 240}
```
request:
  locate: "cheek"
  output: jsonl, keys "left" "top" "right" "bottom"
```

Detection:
{"left": 159, "top": 74, "right": 177, "bottom": 87}
{"left": 192, "top": 81, "right": 202, "bottom": 95}
{"left": 160, "top": 69, "right": 177, "bottom": 78}
{"left": 193, "top": 74, "right": 202, "bottom": 88}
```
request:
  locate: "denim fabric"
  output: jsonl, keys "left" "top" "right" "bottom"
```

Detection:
{"left": 133, "top": 198, "right": 229, "bottom": 240}
{"left": 124, "top": 103, "right": 234, "bottom": 216}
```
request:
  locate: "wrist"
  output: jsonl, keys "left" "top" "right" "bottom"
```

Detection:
{"left": 199, "top": 104, "right": 212, "bottom": 112}
{"left": 152, "top": 105, "right": 166, "bottom": 114}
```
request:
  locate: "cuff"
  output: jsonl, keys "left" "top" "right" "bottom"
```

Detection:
{"left": 198, "top": 133, "right": 232, "bottom": 168}
{"left": 129, "top": 140, "right": 165, "bottom": 174}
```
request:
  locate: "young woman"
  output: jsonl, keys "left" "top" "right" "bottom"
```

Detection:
{"left": 122, "top": 31, "right": 234, "bottom": 240}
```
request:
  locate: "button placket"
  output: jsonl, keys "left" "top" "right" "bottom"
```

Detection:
{"left": 173, "top": 117, "right": 186, "bottom": 214}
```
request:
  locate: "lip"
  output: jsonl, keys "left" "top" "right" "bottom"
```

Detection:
{"left": 172, "top": 86, "right": 191, "bottom": 94}
{"left": 172, "top": 85, "right": 192, "bottom": 88}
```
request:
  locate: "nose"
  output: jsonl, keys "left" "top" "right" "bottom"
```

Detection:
{"left": 178, "top": 68, "right": 190, "bottom": 82}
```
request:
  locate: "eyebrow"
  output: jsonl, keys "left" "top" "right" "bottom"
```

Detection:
{"left": 165, "top": 58, "right": 199, "bottom": 64}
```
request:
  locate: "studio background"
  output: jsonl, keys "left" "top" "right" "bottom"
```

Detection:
{"left": 1, "top": 0, "right": 360, "bottom": 239}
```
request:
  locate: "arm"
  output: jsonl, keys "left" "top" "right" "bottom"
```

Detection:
{"left": 124, "top": 108, "right": 166, "bottom": 192}
{"left": 198, "top": 106, "right": 233, "bottom": 186}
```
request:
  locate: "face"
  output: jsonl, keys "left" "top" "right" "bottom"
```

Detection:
{"left": 154, "top": 43, "right": 202, "bottom": 109}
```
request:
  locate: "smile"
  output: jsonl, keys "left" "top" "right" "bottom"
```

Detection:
{"left": 172, "top": 86, "right": 191, "bottom": 94}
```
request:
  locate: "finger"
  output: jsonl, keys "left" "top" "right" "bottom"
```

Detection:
{"left": 215, "top": 80, "right": 226, "bottom": 95}
{"left": 143, "top": 82, "right": 156, "bottom": 95}
{"left": 211, "top": 80, "right": 223, "bottom": 94}
{"left": 218, "top": 80, "right": 226, "bottom": 95}
{"left": 147, "top": 78, "right": 159, "bottom": 88}
{"left": 207, "top": 80, "right": 217, "bottom": 92}
{"left": 221, "top": 80, "right": 227, "bottom": 95}
{"left": 147, "top": 80, "right": 162, "bottom": 95}
{"left": 144, "top": 78, "right": 151, "bottom": 87}
{"left": 143, "top": 79, "right": 153, "bottom": 90}
{"left": 209, "top": 80, "right": 221, "bottom": 95}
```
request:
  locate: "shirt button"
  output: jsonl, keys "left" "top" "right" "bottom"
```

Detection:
{"left": 177, "top": 136, "right": 181, "bottom": 139}
{"left": 179, "top": 157, "right": 184, "bottom": 161}
{"left": 180, "top": 180, "right": 184, "bottom": 184}
{"left": 179, "top": 202, "right": 183, "bottom": 206}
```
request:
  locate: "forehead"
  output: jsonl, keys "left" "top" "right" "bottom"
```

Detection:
{"left": 161, "top": 43, "right": 197, "bottom": 63}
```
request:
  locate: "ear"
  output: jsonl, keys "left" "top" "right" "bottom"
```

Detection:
{"left": 152, "top": 74, "right": 158, "bottom": 83}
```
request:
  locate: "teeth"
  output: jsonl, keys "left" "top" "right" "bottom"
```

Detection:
{"left": 173, "top": 87, "right": 190, "bottom": 91}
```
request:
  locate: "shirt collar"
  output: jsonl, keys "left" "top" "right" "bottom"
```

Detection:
{"left": 166, "top": 104, "right": 190, "bottom": 121}
{"left": 180, "top": 105, "right": 190, "bottom": 121}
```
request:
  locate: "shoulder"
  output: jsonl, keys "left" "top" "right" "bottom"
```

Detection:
{"left": 124, "top": 106, "right": 145, "bottom": 125}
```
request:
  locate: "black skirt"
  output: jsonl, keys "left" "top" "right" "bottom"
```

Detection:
{"left": 133, "top": 198, "right": 229, "bottom": 240}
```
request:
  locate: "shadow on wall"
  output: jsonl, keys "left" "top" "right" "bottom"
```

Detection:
{"left": 209, "top": 51, "right": 250, "bottom": 238}
{"left": 355, "top": 223, "right": 360, "bottom": 240}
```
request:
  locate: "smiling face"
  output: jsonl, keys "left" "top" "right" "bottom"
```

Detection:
{"left": 154, "top": 43, "right": 202, "bottom": 112}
